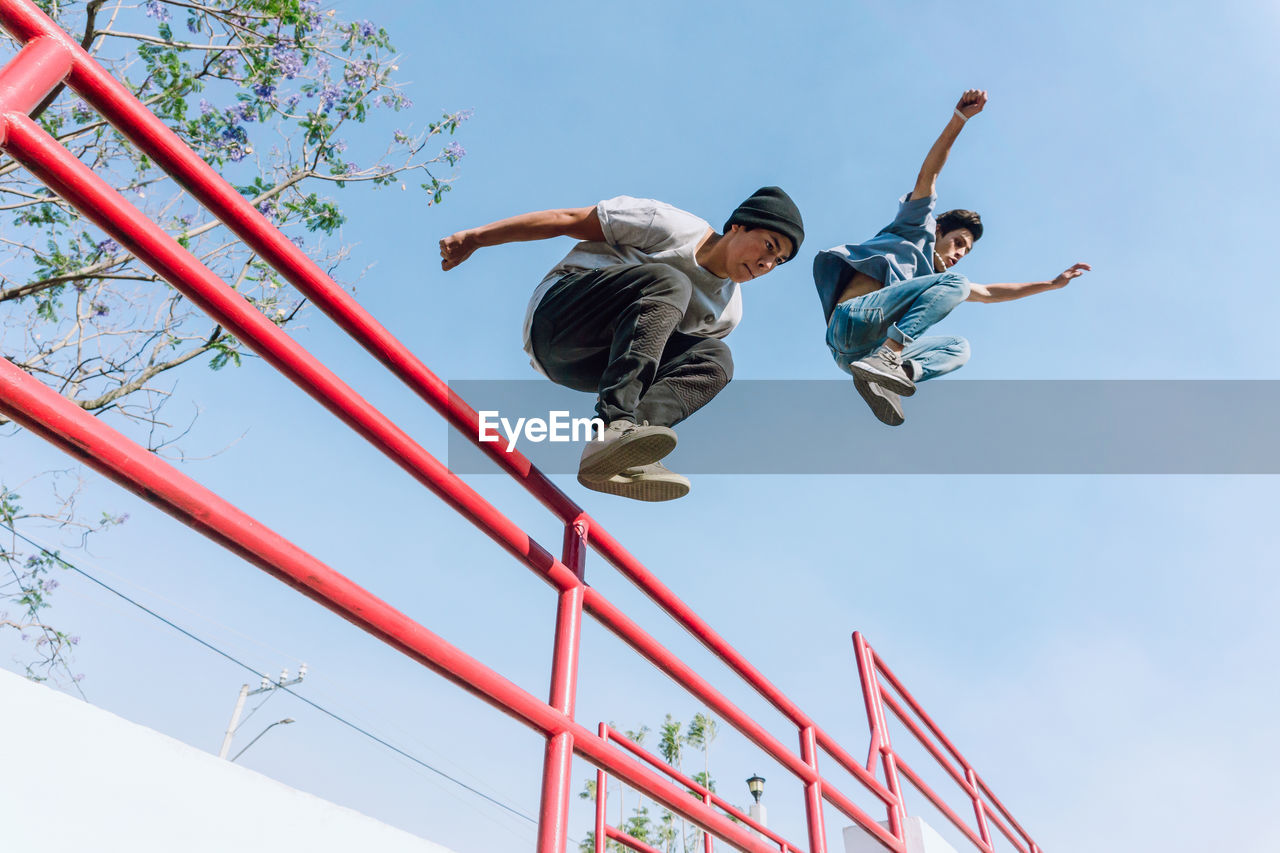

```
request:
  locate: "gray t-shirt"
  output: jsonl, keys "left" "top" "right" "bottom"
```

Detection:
{"left": 522, "top": 196, "right": 741, "bottom": 374}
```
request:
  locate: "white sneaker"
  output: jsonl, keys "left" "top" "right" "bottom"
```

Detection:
{"left": 578, "top": 461, "right": 690, "bottom": 502}
{"left": 577, "top": 420, "right": 677, "bottom": 483}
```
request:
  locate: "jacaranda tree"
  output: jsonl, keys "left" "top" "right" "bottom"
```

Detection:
{"left": 0, "top": 0, "right": 469, "bottom": 683}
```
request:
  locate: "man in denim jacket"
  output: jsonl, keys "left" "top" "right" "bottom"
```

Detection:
{"left": 813, "top": 90, "right": 1091, "bottom": 426}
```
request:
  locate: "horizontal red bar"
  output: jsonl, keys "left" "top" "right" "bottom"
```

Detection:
{"left": 604, "top": 824, "right": 665, "bottom": 853}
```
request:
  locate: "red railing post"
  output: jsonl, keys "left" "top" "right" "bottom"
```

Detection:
{"left": 800, "top": 725, "right": 828, "bottom": 853}
{"left": 537, "top": 518, "right": 589, "bottom": 853}
{"left": 702, "top": 790, "right": 714, "bottom": 853}
{"left": 966, "top": 767, "right": 993, "bottom": 848}
{"left": 854, "top": 633, "right": 905, "bottom": 841}
{"left": 596, "top": 724, "right": 608, "bottom": 853}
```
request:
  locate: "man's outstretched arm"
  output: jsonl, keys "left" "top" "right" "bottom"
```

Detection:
{"left": 439, "top": 206, "right": 606, "bottom": 271}
{"left": 966, "top": 263, "right": 1092, "bottom": 303}
{"left": 910, "top": 89, "right": 988, "bottom": 201}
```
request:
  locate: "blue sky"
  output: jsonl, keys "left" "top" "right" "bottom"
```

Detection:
{"left": 3, "top": 1, "right": 1280, "bottom": 852}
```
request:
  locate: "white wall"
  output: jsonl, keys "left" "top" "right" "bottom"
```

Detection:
{"left": 844, "top": 816, "right": 960, "bottom": 853}
{"left": 0, "top": 669, "right": 456, "bottom": 853}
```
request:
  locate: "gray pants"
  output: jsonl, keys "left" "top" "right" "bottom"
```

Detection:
{"left": 530, "top": 264, "right": 733, "bottom": 427}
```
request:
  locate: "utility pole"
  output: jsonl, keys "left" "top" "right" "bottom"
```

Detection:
{"left": 218, "top": 664, "right": 306, "bottom": 759}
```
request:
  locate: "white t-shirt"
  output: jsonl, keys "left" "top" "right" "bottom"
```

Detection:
{"left": 521, "top": 196, "right": 742, "bottom": 374}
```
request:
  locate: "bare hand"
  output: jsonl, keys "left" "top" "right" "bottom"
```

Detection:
{"left": 956, "top": 89, "right": 988, "bottom": 119}
{"left": 1052, "top": 262, "right": 1092, "bottom": 288}
{"left": 439, "top": 231, "right": 476, "bottom": 271}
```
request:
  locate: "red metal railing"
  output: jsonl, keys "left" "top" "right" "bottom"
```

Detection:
{"left": 0, "top": 6, "right": 1043, "bottom": 852}
{"left": 854, "top": 634, "right": 1041, "bottom": 853}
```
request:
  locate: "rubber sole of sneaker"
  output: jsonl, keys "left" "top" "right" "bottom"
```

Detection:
{"left": 577, "top": 470, "right": 690, "bottom": 502}
{"left": 854, "top": 377, "right": 905, "bottom": 426}
{"left": 578, "top": 429, "right": 677, "bottom": 483}
{"left": 849, "top": 360, "right": 916, "bottom": 397}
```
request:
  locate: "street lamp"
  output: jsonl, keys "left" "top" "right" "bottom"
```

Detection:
{"left": 230, "top": 718, "right": 295, "bottom": 763}
{"left": 746, "top": 774, "right": 767, "bottom": 831}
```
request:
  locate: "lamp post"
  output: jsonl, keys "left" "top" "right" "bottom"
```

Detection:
{"left": 230, "top": 718, "right": 295, "bottom": 763}
{"left": 746, "top": 774, "right": 767, "bottom": 830}
{"left": 218, "top": 664, "right": 306, "bottom": 759}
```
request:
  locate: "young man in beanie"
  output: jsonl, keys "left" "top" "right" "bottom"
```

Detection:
{"left": 440, "top": 187, "right": 803, "bottom": 501}
{"left": 813, "top": 89, "right": 1091, "bottom": 426}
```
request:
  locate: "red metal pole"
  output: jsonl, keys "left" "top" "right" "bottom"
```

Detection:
{"left": 537, "top": 520, "right": 589, "bottom": 853}
{"left": 853, "top": 633, "right": 904, "bottom": 840}
{"left": 967, "top": 767, "right": 993, "bottom": 848}
{"left": 596, "top": 724, "right": 608, "bottom": 853}
{"left": 0, "top": 36, "right": 70, "bottom": 123}
{"left": 702, "top": 790, "right": 714, "bottom": 853}
{"left": 800, "top": 725, "right": 827, "bottom": 853}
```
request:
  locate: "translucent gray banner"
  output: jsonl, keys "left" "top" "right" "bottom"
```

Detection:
{"left": 445, "top": 380, "right": 1280, "bottom": 474}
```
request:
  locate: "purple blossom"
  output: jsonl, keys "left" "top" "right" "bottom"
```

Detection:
{"left": 274, "top": 48, "right": 303, "bottom": 80}
{"left": 319, "top": 83, "right": 341, "bottom": 112}
{"left": 344, "top": 59, "right": 374, "bottom": 86}
{"left": 443, "top": 141, "right": 466, "bottom": 163}
{"left": 220, "top": 125, "right": 250, "bottom": 161}
{"left": 145, "top": 0, "right": 171, "bottom": 23}
{"left": 96, "top": 238, "right": 120, "bottom": 256}
{"left": 454, "top": 108, "right": 475, "bottom": 122}
{"left": 357, "top": 20, "right": 378, "bottom": 39}
{"left": 315, "top": 56, "right": 330, "bottom": 74}
{"left": 253, "top": 82, "right": 277, "bottom": 102}
{"left": 343, "top": 161, "right": 358, "bottom": 175}
{"left": 91, "top": 302, "right": 110, "bottom": 317}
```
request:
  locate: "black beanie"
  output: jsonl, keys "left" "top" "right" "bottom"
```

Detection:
{"left": 724, "top": 186, "right": 804, "bottom": 260}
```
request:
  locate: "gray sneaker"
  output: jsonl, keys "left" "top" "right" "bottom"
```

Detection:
{"left": 578, "top": 420, "right": 677, "bottom": 483}
{"left": 578, "top": 461, "right": 690, "bottom": 502}
{"left": 854, "top": 375, "right": 905, "bottom": 426}
{"left": 850, "top": 345, "right": 916, "bottom": 396}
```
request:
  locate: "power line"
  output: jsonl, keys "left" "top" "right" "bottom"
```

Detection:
{"left": 0, "top": 521, "right": 546, "bottom": 833}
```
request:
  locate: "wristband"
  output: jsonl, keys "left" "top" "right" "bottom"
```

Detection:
{"left": 954, "top": 108, "right": 968, "bottom": 122}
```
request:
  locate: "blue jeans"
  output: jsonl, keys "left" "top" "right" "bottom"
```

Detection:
{"left": 826, "top": 271, "right": 971, "bottom": 382}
